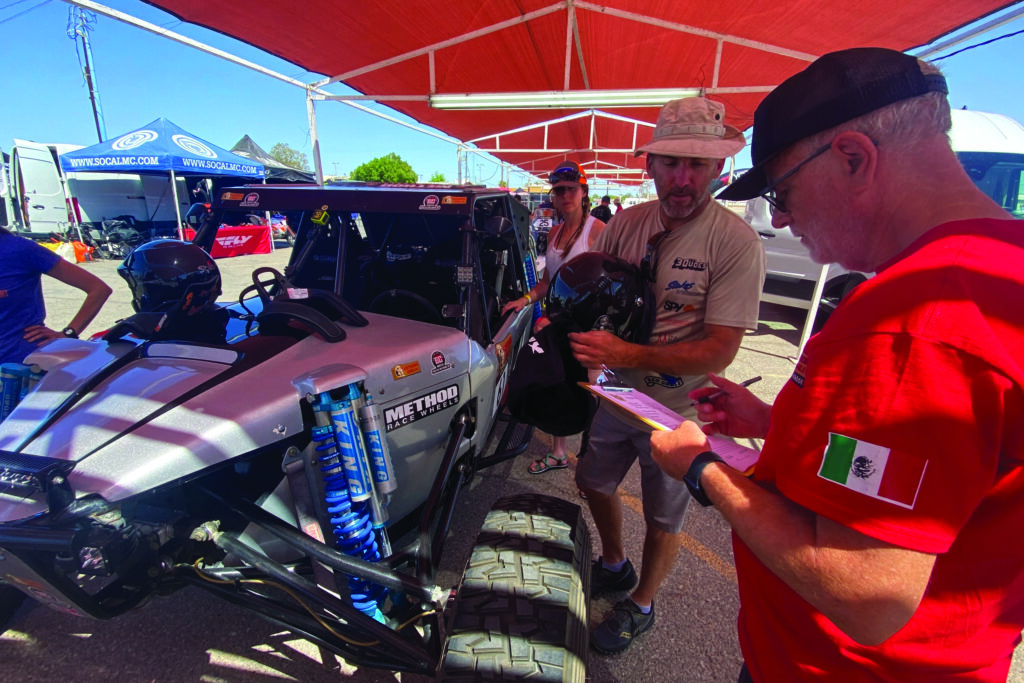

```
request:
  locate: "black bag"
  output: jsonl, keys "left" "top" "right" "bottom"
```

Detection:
{"left": 506, "top": 320, "right": 597, "bottom": 436}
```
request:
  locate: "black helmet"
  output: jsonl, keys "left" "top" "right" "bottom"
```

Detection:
{"left": 118, "top": 239, "right": 221, "bottom": 315}
{"left": 544, "top": 252, "right": 652, "bottom": 342}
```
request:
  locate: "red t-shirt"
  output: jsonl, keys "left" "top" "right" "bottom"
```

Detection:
{"left": 737, "top": 219, "right": 1024, "bottom": 681}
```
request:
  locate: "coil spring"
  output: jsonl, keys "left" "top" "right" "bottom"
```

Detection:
{"left": 311, "top": 425, "right": 386, "bottom": 616}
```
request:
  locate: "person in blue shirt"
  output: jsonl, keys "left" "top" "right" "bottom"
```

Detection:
{"left": 0, "top": 227, "right": 111, "bottom": 364}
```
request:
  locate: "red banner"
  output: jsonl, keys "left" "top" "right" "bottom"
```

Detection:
{"left": 183, "top": 225, "right": 273, "bottom": 258}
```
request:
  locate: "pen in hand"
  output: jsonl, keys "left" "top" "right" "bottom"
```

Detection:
{"left": 691, "top": 376, "right": 762, "bottom": 406}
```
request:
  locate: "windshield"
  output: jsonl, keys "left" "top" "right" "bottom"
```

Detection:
{"left": 958, "top": 152, "right": 1024, "bottom": 219}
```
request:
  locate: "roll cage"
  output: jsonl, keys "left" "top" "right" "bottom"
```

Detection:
{"left": 196, "top": 183, "right": 535, "bottom": 345}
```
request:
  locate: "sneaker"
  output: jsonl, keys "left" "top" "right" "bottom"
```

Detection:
{"left": 591, "top": 598, "right": 656, "bottom": 654}
{"left": 590, "top": 557, "right": 638, "bottom": 598}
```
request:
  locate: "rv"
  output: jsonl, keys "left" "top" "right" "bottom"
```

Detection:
{"left": 8, "top": 139, "right": 188, "bottom": 240}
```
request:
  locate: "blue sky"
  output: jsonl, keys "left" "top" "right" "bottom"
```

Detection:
{"left": 2, "top": 1, "right": 1023, "bottom": 190}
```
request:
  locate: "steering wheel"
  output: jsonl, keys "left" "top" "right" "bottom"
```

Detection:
{"left": 249, "top": 266, "right": 368, "bottom": 327}
{"left": 250, "top": 266, "right": 287, "bottom": 306}
{"left": 369, "top": 289, "right": 443, "bottom": 326}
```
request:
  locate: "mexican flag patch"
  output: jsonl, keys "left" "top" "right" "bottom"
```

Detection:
{"left": 818, "top": 433, "right": 927, "bottom": 509}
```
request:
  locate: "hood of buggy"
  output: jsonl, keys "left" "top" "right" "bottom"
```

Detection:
{"left": 0, "top": 314, "right": 481, "bottom": 523}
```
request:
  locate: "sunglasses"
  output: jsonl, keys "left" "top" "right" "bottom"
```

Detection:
{"left": 761, "top": 138, "right": 878, "bottom": 214}
{"left": 549, "top": 166, "right": 587, "bottom": 185}
{"left": 640, "top": 229, "right": 670, "bottom": 283}
{"left": 761, "top": 142, "right": 832, "bottom": 214}
{"left": 550, "top": 185, "right": 581, "bottom": 196}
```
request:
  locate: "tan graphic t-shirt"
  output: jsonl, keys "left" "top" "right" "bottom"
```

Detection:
{"left": 593, "top": 199, "right": 765, "bottom": 413}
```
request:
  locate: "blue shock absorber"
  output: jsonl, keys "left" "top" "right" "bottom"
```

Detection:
{"left": 358, "top": 394, "right": 397, "bottom": 497}
{"left": 310, "top": 393, "right": 387, "bottom": 621}
{"left": 524, "top": 253, "right": 541, "bottom": 322}
{"left": 329, "top": 398, "right": 373, "bottom": 502}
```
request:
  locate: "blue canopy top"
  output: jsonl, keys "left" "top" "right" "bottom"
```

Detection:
{"left": 59, "top": 117, "right": 264, "bottom": 178}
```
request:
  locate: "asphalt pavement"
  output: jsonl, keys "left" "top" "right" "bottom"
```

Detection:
{"left": 5, "top": 246, "right": 1021, "bottom": 682}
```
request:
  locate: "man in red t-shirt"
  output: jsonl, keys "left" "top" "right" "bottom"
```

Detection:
{"left": 648, "top": 47, "right": 1024, "bottom": 681}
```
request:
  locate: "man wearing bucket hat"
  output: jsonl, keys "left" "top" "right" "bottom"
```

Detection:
{"left": 651, "top": 47, "right": 1024, "bottom": 680}
{"left": 567, "top": 96, "right": 765, "bottom": 654}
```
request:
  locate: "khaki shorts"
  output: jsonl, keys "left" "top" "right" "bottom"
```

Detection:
{"left": 575, "top": 405, "right": 691, "bottom": 533}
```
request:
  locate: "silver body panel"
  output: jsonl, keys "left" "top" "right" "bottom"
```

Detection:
{"left": 0, "top": 313, "right": 503, "bottom": 526}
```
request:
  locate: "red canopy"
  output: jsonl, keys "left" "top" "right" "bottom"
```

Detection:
{"left": 143, "top": 0, "right": 1013, "bottom": 182}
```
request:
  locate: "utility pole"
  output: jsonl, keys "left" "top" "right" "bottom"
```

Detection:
{"left": 67, "top": 7, "right": 107, "bottom": 143}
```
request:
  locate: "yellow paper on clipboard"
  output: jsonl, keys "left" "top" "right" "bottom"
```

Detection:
{"left": 581, "top": 383, "right": 760, "bottom": 475}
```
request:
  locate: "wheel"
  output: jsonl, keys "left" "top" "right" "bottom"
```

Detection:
{"left": 0, "top": 583, "right": 28, "bottom": 634}
{"left": 440, "top": 494, "right": 591, "bottom": 682}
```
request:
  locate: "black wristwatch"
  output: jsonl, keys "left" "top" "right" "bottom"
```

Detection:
{"left": 684, "top": 451, "right": 725, "bottom": 507}
{"left": 61, "top": 326, "right": 78, "bottom": 339}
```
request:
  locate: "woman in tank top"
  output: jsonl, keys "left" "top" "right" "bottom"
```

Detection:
{"left": 502, "top": 160, "right": 607, "bottom": 474}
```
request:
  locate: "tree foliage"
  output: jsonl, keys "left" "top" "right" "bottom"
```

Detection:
{"left": 350, "top": 153, "right": 417, "bottom": 184}
{"left": 429, "top": 172, "right": 446, "bottom": 183}
{"left": 268, "top": 143, "right": 310, "bottom": 171}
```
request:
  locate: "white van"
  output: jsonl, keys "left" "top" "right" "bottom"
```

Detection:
{"left": 0, "top": 146, "right": 13, "bottom": 229}
{"left": 9, "top": 139, "right": 189, "bottom": 240}
{"left": 10, "top": 140, "right": 73, "bottom": 237}
{"left": 729, "top": 109, "right": 1024, "bottom": 317}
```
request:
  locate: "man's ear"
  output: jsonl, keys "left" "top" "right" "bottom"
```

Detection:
{"left": 831, "top": 131, "right": 878, "bottom": 189}
{"left": 713, "top": 158, "right": 726, "bottom": 176}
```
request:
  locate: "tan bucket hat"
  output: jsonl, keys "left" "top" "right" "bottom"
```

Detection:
{"left": 635, "top": 97, "right": 746, "bottom": 159}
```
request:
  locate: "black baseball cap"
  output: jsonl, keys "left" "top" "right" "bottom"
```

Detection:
{"left": 718, "top": 47, "right": 948, "bottom": 201}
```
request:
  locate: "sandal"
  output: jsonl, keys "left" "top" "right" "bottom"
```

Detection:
{"left": 528, "top": 452, "right": 568, "bottom": 474}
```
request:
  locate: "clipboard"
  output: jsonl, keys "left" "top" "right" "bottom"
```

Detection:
{"left": 581, "top": 382, "right": 760, "bottom": 475}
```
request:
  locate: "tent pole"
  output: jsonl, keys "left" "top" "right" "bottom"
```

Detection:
{"left": 170, "top": 169, "right": 183, "bottom": 240}
{"left": 264, "top": 176, "right": 274, "bottom": 252}
{"left": 307, "top": 89, "right": 324, "bottom": 185}
{"left": 796, "top": 263, "right": 829, "bottom": 359}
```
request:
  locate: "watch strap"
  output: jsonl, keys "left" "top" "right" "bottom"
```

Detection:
{"left": 62, "top": 326, "right": 78, "bottom": 339}
{"left": 684, "top": 451, "right": 724, "bottom": 507}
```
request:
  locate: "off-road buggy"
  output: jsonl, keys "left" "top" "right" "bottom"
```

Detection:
{"left": 0, "top": 183, "right": 591, "bottom": 680}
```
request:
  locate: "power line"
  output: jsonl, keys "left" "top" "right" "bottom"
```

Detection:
{"left": 932, "top": 27, "right": 1024, "bottom": 61}
{"left": 0, "top": 0, "right": 50, "bottom": 26}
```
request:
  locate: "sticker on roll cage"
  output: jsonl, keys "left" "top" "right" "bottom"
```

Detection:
{"left": 419, "top": 195, "right": 441, "bottom": 210}
{"left": 384, "top": 384, "right": 460, "bottom": 432}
